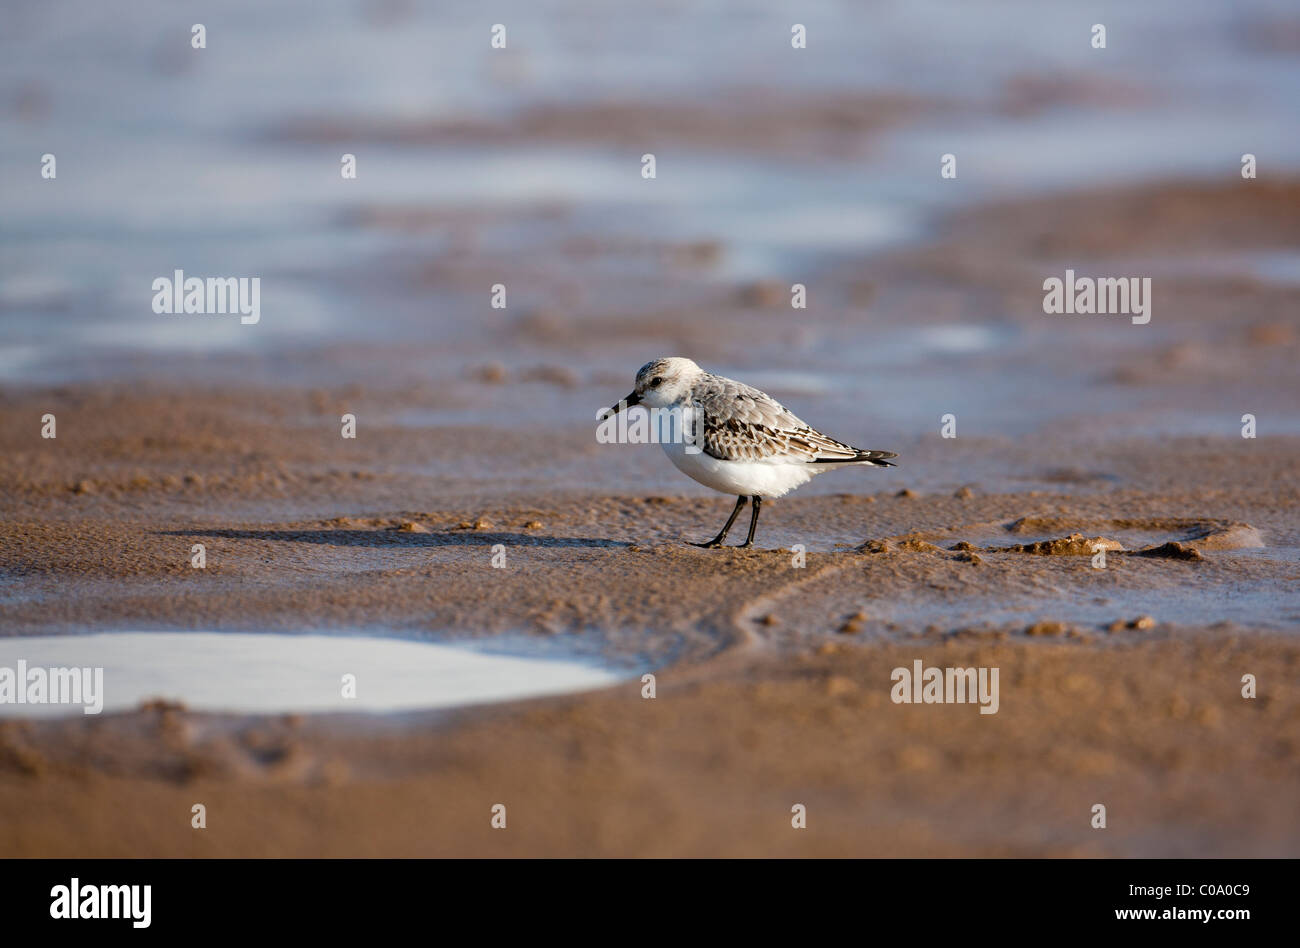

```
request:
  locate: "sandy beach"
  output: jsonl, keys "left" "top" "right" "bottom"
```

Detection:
{"left": 2, "top": 0, "right": 1298, "bottom": 858}
{"left": 4, "top": 173, "right": 1299, "bottom": 856}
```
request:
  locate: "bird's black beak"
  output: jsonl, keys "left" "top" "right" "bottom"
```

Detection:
{"left": 601, "top": 391, "right": 640, "bottom": 420}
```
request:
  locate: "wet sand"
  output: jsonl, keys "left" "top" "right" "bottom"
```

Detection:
{"left": 3, "top": 634, "right": 1298, "bottom": 858}
{"left": 2, "top": 170, "right": 1298, "bottom": 855}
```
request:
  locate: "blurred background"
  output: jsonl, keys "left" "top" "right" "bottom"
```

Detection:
{"left": 2, "top": 0, "right": 1299, "bottom": 490}
{"left": 2, "top": 2, "right": 1299, "bottom": 859}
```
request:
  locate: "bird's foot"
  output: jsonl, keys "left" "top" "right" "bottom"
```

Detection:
{"left": 690, "top": 538, "right": 726, "bottom": 548}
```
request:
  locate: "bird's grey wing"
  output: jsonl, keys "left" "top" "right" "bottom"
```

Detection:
{"left": 693, "top": 376, "right": 869, "bottom": 463}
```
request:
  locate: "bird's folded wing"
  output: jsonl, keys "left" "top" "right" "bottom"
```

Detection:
{"left": 695, "top": 378, "right": 865, "bottom": 463}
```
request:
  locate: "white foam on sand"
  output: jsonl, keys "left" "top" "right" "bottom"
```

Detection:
{"left": 0, "top": 632, "right": 625, "bottom": 717}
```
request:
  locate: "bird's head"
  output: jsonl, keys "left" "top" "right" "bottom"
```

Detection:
{"left": 604, "top": 357, "right": 703, "bottom": 416}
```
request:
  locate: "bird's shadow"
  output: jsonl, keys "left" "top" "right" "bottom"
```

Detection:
{"left": 157, "top": 528, "right": 630, "bottom": 549}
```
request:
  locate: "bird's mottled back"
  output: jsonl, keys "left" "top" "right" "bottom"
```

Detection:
{"left": 691, "top": 372, "right": 896, "bottom": 466}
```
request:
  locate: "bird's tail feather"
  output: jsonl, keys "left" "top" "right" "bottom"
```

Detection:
{"left": 810, "top": 448, "right": 897, "bottom": 467}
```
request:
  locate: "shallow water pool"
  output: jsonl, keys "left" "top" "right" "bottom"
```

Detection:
{"left": 0, "top": 632, "right": 625, "bottom": 717}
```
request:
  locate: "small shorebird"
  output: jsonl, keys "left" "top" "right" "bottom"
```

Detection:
{"left": 603, "top": 357, "right": 897, "bottom": 548}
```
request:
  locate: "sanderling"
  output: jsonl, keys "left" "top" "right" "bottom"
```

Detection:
{"left": 603, "top": 357, "right": 897, "bottom": 548}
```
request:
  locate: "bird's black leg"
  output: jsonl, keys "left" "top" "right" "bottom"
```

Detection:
{"left": 691, "top": 495, "right": 747, "bottom": 548}
{"left": 738, "top": 495, "right": 763, "bottom": 548}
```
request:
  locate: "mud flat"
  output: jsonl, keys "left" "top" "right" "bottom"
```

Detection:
{"left": 1, "top": 409, "right": 1296, "bottom": 856}
{"left": 1, "top": 170, "right": 1298, "bottom": 856}
{"left": 1, "top": 634, "right": 1297, "bottom": 857}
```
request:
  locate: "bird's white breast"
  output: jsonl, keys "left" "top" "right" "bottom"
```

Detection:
{"left": 660, "top": 439, "right": 818, "bottom": 498}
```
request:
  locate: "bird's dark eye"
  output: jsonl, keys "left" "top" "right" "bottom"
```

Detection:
{"left": 651, "top": 377, "right": 663, "bottom": 387}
